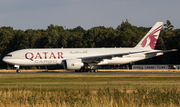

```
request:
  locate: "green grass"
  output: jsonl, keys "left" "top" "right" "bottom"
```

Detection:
{"left": 0, "top": 75, "right": 180, "bottom": 90}
{"left": 1, "top": 75, "right": 180, "bottom": 82}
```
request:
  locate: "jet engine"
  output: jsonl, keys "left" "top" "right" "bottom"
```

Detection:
{"left": 62, "top": 59, "right": 84, "bottom": 70}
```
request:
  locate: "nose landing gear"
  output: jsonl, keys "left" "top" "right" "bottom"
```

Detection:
{"left": 14, "top": 65, "right": 21, "bottom": 73}
{"left": 16, "top": 69, "right": 21, "bottom": 73}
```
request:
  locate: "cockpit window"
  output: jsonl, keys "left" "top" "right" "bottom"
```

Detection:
{"left": 6, "top": 54, "right": 12, "bottom": 57}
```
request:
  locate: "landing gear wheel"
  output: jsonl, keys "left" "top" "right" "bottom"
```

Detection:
{"left": 94, "top": 69, "right": 98, "bottom": 73}
{"left": 82, "top": 69, "right": 86, "bottom": 72}
{"left": 91, "top": 69, "right": 94, "bottom": 72}
{"left": 85, "top": 69, "right": 90, "bottom": 72}
{"left": 75, "top": 70, "right": 79, "bottom": 72}
{"left": 16, "top": 69, "right": 21, "bottom": 73}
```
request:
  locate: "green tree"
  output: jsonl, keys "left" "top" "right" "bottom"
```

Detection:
{"left": 164, "top": 20, "right": 174, "bottom": 31}
{"left": 0, "top": 20, "right": 180, "bottom": 68}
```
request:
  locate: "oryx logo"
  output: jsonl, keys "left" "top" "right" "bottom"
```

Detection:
{"left": 141, "top": 25, "right": 162, "bottom": 49}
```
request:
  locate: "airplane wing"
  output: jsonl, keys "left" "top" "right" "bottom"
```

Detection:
{"left": 145, "top": 49, "right": 178, "bottom": 54}
{"left": 79, "top": 51, "right": 144, "bottom": 63}
{"left": 80, "top": 49, "right": 177, "bottom": 63}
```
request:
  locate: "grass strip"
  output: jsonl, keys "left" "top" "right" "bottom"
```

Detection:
{"left": 0, "top": 74, "right": 180, "bottom": 106}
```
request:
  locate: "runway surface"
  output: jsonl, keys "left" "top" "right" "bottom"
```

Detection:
{"left": 0, "top": 71, "right": 180, "bottom": 75}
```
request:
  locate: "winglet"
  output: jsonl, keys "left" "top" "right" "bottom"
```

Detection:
{"left": 135, "top": 22, "right": 163, "bottom": 50}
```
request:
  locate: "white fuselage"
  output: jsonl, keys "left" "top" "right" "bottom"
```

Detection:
{"left": 2, "top": 48, "right": 163, "bottom": 66}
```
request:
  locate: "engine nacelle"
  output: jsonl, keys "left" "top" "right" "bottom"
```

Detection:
{"left": 63, "top": 59, "right": 84, "bottom": 70}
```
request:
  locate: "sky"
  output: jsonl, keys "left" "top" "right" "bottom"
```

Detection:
{"left": 0, "top": 0, "right": 180, "bottom": 30}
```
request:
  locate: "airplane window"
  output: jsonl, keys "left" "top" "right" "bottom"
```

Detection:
{"left": 6, "top": 54, "right": 12, "bottom": 57}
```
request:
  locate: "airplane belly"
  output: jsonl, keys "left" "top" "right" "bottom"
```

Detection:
{"left": 109, "top": 57, "right": 145, "bottom": 64}
{"left": 98, "top": 57, "right": 146, "bottom": 65}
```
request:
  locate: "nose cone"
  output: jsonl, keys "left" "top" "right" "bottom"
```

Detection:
{"left": 2, "top": 56, "right": 8, "bottom": 63}
{"left": 2, "top": 54, "right": 12, "bottom": 64}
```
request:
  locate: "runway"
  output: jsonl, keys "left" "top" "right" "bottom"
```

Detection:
{"left": 0, "top": 71, "right": 180, "bottom": 75}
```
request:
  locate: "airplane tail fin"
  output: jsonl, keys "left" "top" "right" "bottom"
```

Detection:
{"left": 135, "top": 22, "right": 163, "bottom": 50}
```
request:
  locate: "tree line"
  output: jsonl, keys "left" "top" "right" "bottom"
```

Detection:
{"left": 0, "top": 20, "right": 180, "bottom": 68}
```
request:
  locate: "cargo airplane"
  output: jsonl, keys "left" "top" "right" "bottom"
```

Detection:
{"left": 2, "top": 22, "right": 177, "bottom": 73}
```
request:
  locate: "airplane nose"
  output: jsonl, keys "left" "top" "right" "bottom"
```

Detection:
{"left": 2, "top": 56, "right": 7, "bottom": 63}
{"left": 2, "top": 54, "right": 12, "bottom": 63}
{"left": 2, "top": 56, "right": 12, "bottom": 64}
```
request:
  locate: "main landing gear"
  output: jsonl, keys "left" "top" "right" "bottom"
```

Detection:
{"left": 91, "top": 69, "right": 98, "bottom": 73}
{"left": 75, "top": 69, "right": 98, "bottom": 72}
{"left": 75, "top": 63, "right": 98, "bottom": 72}
{"left": 16, "top": 69, "right": 21, "bottom": 73}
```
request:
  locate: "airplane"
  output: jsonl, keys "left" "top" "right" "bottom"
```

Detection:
{"left": 2, "top": 22, "right": 177, "bottom": 73}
